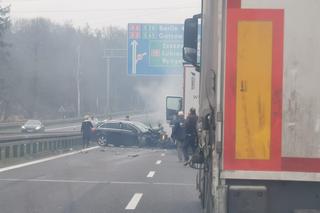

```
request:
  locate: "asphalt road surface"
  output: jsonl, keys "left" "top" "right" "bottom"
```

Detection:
{"left": 0, "top": 146, "right": 202, "bottom": 213}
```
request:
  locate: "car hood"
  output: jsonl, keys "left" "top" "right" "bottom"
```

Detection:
{"left": 23, "top": 125, "right": 41, "bottom": 128}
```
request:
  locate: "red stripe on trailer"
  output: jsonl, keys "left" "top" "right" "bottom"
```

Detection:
{"left": 228, "top": 0, "right": 241, "bottom": 8}
{"left": 282, "top": 158, "right": 320, "bottom": 173}
{"left": 224, "top": 8, "right": 238, "bottom": 171}
{"left": 224, "top": 9, "right": 284, "bottom": 171}
{"left": 271, "top": 9, "right": 284, "bottom": 171}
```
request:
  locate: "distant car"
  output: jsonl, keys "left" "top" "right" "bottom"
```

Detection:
{"left": 21, "top": 120, "right": 45, "bottom": 133}
{"left": 94, "top": 120, "right": 160, "bottom": 147}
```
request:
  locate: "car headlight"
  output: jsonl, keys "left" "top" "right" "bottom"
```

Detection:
{"left": 21, "top": 126, "right": 26, "bottom": 129}
{"left": 35, "top": 126, "right": 41, "bottom": 130}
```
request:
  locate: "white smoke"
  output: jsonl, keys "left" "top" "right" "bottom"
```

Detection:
{"left": 135, "top": 76, "right": 183, "bottom": 132}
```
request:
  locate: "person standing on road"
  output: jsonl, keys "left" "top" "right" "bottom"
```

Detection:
{"left": 183, "top": 108, "right": 198, "bottom": 165}
{"left": 171, "top": 111, "right": 186, "bottom": 162}
{"left": 81, "top": 115, "right": 93, "bottom": 153}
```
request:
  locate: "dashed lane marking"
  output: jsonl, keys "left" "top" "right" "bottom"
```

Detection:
{"left": 147, "top": 171, "right": 155, "bottom": 178}
{"left": 161, "top": 153, "right": 165, "bottom": 157}
{"left": 156, "top": 160, "right": 162, "bottom": 165}
{"left": 0, "top": 146, "right": 99, "bottom": 173}
{"left": 125, "top": 193, "right": 143, "bottom": 210}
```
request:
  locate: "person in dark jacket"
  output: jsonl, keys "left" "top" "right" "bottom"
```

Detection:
{"left": 171, "top": 111, "right": 186, "bottom": 162}
{"left": 183, "top": 108, "right": 198, "bottom": 163}
{"left": 81, "top": 116, "right": 93, "bottom": 152}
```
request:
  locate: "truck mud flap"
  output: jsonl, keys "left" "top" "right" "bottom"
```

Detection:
{"left": 228, "top": 185, "right": 267, "bottom": 213}
{"left": 294, "top": 210, "right": 320, "bottom": 213}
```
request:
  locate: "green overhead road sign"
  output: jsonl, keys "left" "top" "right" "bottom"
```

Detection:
{"left": 128, "top": 23, "right": 184, "bottom": 76}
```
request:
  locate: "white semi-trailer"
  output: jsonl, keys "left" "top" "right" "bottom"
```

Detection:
{"left": 181, "top": 0, "right": 320, "bottom": 212}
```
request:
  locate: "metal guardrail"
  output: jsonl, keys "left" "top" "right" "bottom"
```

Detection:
{"left": 0, "top": 133, "right": 82, "bottom": 163}
{"left": 0, "top": 111, "right": 155, "bottom": 166}
{"left": 0, "top": 110, "right": 149, "bottom": 130}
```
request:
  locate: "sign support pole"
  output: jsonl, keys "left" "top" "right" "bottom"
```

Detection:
{"left": 106, "top": 57, "right": 111, "bottom": 115}
{"left": 103, "top": 49, "right": 126, "bottom": 116}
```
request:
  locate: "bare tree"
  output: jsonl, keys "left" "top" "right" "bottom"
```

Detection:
{"left": 1, "top": 18, "right": 144, "bottom": 121}
{"left": 0, "top": 5, "right": 11, "bottom": 120}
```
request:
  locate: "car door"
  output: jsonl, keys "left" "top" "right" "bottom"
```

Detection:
{"left": 120, "top": 123, "right": 139, "bottom": 146}
{"left": 99, "top": 122, "right": 122, "bottom": 145}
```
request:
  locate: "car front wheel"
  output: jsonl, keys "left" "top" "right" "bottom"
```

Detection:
{"left": 97, "top": 135, "right": 108, "bottom": 146}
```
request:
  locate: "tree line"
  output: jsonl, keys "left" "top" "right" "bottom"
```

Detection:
{"left": 0, "top": 6, "right": 146, "bottom": 121}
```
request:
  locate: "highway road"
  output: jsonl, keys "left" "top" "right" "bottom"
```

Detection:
{"left": 0, "top": 146, "right": 201, "bottom": 213}
{"left": 0, "top": 122, "right": 80, "bottom": 137}
{"left": 0, "top": 122, "right": 81, "bottom": 140}
{"left": 0, "top": 113, "right": 160, "bottom": 139}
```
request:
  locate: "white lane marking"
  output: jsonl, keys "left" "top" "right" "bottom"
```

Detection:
{"left": 125, "top": 193, "right": 143, "bottom": 210}
{"left": 0, "top": 178, "right": 107, "bottom": 184}
{"left": 0, "top": 146, "right": 99, "bottom": 173}
{"left": 47, "top": 125, "right": 80, "bottom": 131}
{"left": 0, "top": 178, "right": 146, "bottom": 185}
{"left": 156, "top": 160, "right": 162, "bottom": 165}
{"left": 154, "top": 182, "right": 194, "bottom": 186}
{"left": 147, "top": 171, "right": 155, "bottom": 178}
{"left": 0, "top": 178, "right": 194, "bottom": 186}
{"left": 161, "top": 153, "right": 165, "bottom": 157}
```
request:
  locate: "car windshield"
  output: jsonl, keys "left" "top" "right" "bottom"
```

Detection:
{"left": 25, "top": 120, "right": 40, "bottom": 125}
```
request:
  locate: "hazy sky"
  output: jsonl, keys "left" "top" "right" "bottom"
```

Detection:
{"left": 0, "top": 0, "right": 201, "bottom": 29}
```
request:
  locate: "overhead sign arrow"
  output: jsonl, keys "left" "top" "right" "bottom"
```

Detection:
{"left": 127, "top": 23, "right": 184, "bottom": 76}
{"left": 131, "top": 40, "right": 138, "bottom": 74}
